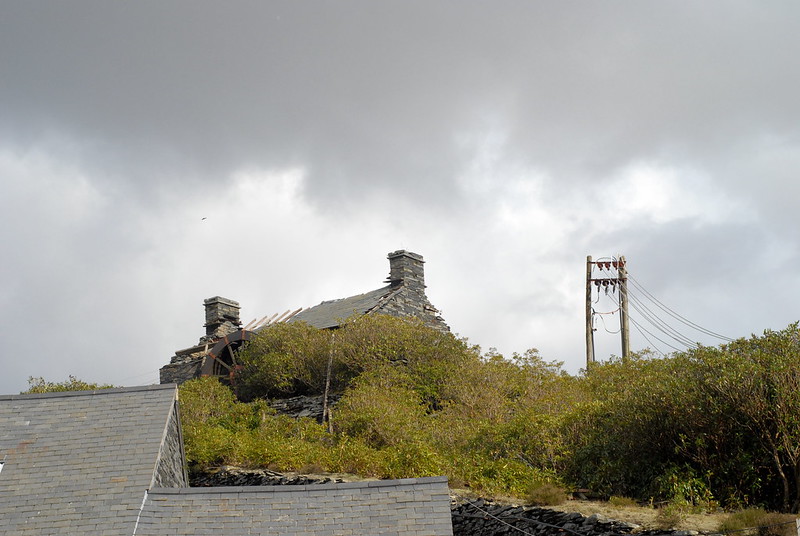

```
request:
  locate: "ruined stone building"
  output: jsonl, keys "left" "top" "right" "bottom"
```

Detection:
{"left": 0, "top": 384, "right": 453, "bottom": 535}
{"left": 160, "top": 250, "right": 448, "bottom": 385}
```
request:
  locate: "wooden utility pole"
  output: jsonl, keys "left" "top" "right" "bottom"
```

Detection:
{"left": 322, "top": 332, "right": 335, "bottom": 433}
{"left": 586, "top": 255, "right": 630, "bottom": 365}
{"left": 585, "top": 255, "right": 594, "bottom": 368}
{"left": 618, "top": 256, "right": 630, "bottom": 361}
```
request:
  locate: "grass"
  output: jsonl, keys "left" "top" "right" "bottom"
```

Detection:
{"left": 547, "top": 499, "right": 727, "bottom": 532}
{"left": 718, "top": 508, "right": 797, "bottom": 536}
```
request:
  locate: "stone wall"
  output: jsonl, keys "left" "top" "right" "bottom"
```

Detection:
{"left": 159, "top": 355, "right": 204, "bottom": 385}
{"left": 383, "top": 250, "right": 449, "bottom": 331}
{"left": 379, "top": 286, "right": 449, "bottom": 332}
{"left": 191, "top": 466, "right": 345, "bottom": 487}
{"left": 203, "top": 296, "right": 242, "bottom": 338}
{"left": 451, "top": 500, "right": 686, "bottom": 536}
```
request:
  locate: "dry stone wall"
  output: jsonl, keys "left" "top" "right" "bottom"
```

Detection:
{"left": 192, "top": 466, "right": 345, "bottom": 487}
{"left": 451, "top": 500, "right": 696, "bottom": 536}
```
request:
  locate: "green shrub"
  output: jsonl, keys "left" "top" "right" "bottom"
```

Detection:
{"left": 654, "top": 503, "right": 685, "bottom": 530}
{"left": 608, "top": 495, "right": 639, "bottom": 507}
{"left": 654, "top": 465, "right": 715, "bottom": 507}
{"left": 236, "top": 322, "right": 338, "bottom": 400}
{"left": 334, "top": 365, "right": 427, "bottom": 448}
{"left": 182, "top": 318, "right": 800, "bottom": 512}
{"left": 24, "top": 375, "right": 116, "bottom": 393}
{"left": 298, "top": 463, "right": 325, "bottom": 474}
{"left": 378, "top": 440, "right": 445, "bottom": 479}
{"left": 527, "top": 481, "right": 567, "bottom": 506}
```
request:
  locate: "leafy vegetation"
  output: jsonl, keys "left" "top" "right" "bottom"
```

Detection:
{"left": 564, "top": 324, "right": 800, "bottom": 513}
{"left": 35, "top": 318, "right": 800, "bottom": 523}
{"left": 156, "top": 316, "right": 800, "bottom": 513}
{"left": 183, "top": 315, "right": 571, "bottom": 496}
{"left": 24, "top": 375, "right": 116, "bottom": 393}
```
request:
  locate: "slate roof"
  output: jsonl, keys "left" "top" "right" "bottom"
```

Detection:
{"left": 285, "top": 285, "right": 401, "bottom": 329}
{"left": 0, "top": 384, "right": 184, "bottom": 535}
{"left": 0, "top": 382, "right": 453, "bottom": 535}
{"left": 135, "top": 477, "right": 453, "bottom": 536}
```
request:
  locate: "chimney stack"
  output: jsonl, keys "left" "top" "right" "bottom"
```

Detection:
{"left": 203, "top": 296, "right": 241, "bottom": 337}
{"left": 386, "top": 250, "right": 425, "bottom": 290}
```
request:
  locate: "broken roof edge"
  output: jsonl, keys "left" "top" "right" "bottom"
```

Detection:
{"left": 303, "top": 284, "right": 397, "bottom": 308}
{"left": 0, "top": 383, "right": 177, "bottom": 401}
{"left": 284, "top": 285, "right": 402, "bottom": 329}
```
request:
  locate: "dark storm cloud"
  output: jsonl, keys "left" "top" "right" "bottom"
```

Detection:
{"left": 3, "top": 1, "right": 798, "bottom": 209}
{"left": 2, "top": 1, "right": 800, "bottom": 392}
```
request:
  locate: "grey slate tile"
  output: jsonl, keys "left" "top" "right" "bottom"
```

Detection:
{"left": 136, "top": 479, "right": 453, "bottom": 536}
{"left": 0, "top": 384, "right": 453, "bottom": 536}
{"left": 0, "top": 384, "right": 185, "bottom": 536}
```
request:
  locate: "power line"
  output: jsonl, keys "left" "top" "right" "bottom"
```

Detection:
{"left": 628, "top": 315, "right": 684, "bottom": 354}
{"left": 628, "top": 317, "right": 668, "bottom": 357}
{"left": 588, "top": 255, "right": 732, "bottom": 363}
{"left": 627, "top": 275, "right": 733, "bottom": 342}
{"left": 605, "top": 291, "right": 687, "bottom": 353}
{"left": 625, "top": 292, "right": 699, "bottom": 348}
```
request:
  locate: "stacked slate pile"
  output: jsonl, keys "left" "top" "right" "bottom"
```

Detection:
{"left": 266, "top": 394, "right": 342, "bottom": 422}
{"left": 451, "top": 499, "right": 699, "bottom": 536}
{"left": 191, "top": 466, "right": 345, "bottom": 487}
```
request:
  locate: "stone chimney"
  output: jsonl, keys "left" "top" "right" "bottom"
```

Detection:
{"left": 386, "top": 250, "right": 425, "bottom": 290}
{"left": 203, "top": 296, "right": 241, "bottom": 338}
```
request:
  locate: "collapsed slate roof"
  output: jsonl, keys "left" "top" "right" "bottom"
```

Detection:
{"left": 160, "top": 249, "right": 449, "bottom": 385}
{"left": 285, "top": 250, "right": 447, "bottom": 331}
{"left": 286, "top": 285, "right": 402, "bottom": 329}
{"left": 0, "top": 384, "right": 454, "bottom": 535}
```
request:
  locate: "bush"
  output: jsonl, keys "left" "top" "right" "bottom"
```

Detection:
{"left": 24, "top": 375, "right": 115, "bottom": 393}
{"left": 608, "top": 496, "right": 639, "bottom": 508}
{"left": 654, "top": 503, "right": 686, "bottom": 530}
{"left": 334, "top": 365, "right": 427, "bottom": 448}
{"left": 527, "top": 481, "right": 567, "bottom": 506}
{"left": 654, "top": 464, "right": 715, "bottom": 507}
{"left": 235, "top": 322, "right": 338, "bottom": 400}
{"left": 235, "top": 314, "right": 476, "bottom": 406}
{"left": 185, "top": 317, "right": 800, "bottom": 511}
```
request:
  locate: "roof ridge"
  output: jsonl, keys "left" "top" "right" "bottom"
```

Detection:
{"left": 0, "top": 383, "right": 177, "bottom": 401}
{"left": 147, "top": 476, "right": 449, "bottom": 495}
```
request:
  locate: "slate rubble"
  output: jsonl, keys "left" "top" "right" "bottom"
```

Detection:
{"left": 191, "top": 466, "right": 345, "bottom": 487}
{"left": 451, "top": 500, "right": 701, "bottom": 536}
{"left": 266, "top": 393, "right": 341, "bottom": 422}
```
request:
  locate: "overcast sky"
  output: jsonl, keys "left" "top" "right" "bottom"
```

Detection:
{"left": 2, "top": 1, "right": 799, "bottom": 394}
